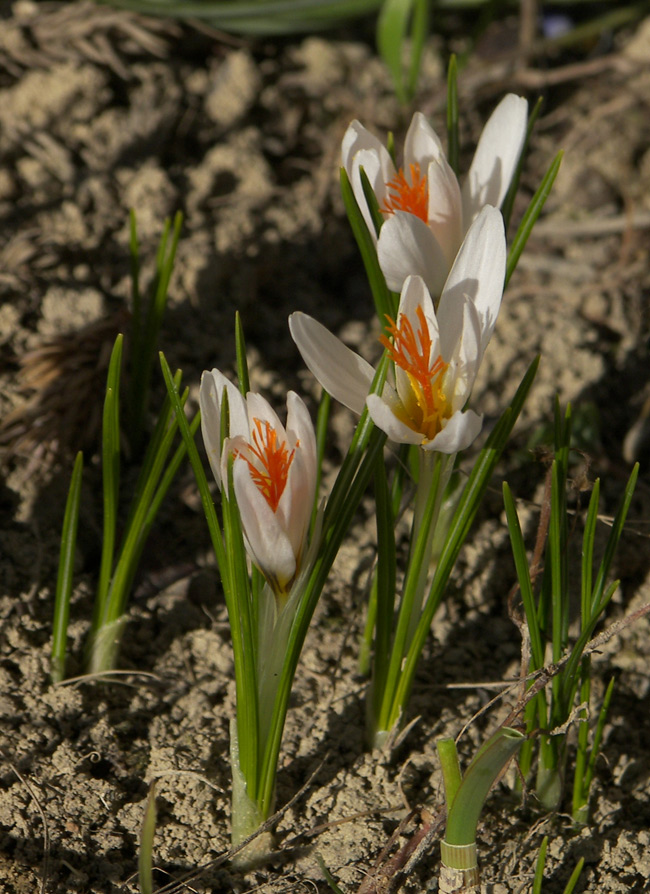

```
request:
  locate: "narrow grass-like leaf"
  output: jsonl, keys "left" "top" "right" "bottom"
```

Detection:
{"left": 533, "top": 836, "right": 549, "bottom": 894}
{"left": 316, "top": 855, "right": 347, "bottom": 894}
{"left": 560, "top": 465, "right": 637, "bottom": 715}
{"left": 376, "top": 0, "right": 409, "bottom": 103}
{"left": 549, "top": 461, "right": 564, "bottom": 663}
{"left": 340, "top": 167, "right": 396, "bottom": 323}
{"left": 99, "top": 0, "right": 383, "bottom": 28}
{"left": 122, "top": 370, "right": 182, "bottom": 536}
{"left": 581, "top": 479, "right": 600, "bottom": 625}
{"left": 101, "top": 386, "right": 192, "bottom": 629}
{"left": 159, "top": 354, "right": 227, "bottom": 575}
{"left": 139, "top": 782, "right": 157, "bottom": 894}
{"left": 571, "top": 657, "right": 590, "bottom": 820}
{"left": 97, "top": 335, "right": 124, "bottom": 621}
{"left": 311, "top": 389, "right": 330, "bottom": 532}
{"left": 360, "top": 167, "right": 385, "bottom": 238}
{"left": 590, "top": 463, "right": 639, "bottom": 614}
{"left": 223, "top": 462, "right": 259, "bottom": 795}
{"left": 446, "top": 54, "right": 459, "bottom": 176}
{"left": 406, "top": 0, "right": 428, "bottom": 101}
{"left": 581, "top": 676, "right": 614, "bottom": 806}
{"left": 377, "top": 452, "right": 445, "bottom": 733}
{"left": 130, "top": 211, "right": 183, "bottom": 452}
{"left": 377, "top": 0, "right": 427, "bottom": 104}
{"left": 51, "top": 451, "right": 84, "bottom": 684}
{"left": 437, "top": 737, "right": 462, "bottom": 809}
{"left": 563, "top": 858, "right": 585, "bottom": 894}
{"left": 505, "top": 151, "right": 563, "bottom": 285}
{"left": 235, "top": 310, "right": 251, "bottom": 397}
{"left": 503, "top": 481, "right": 544, "bottom": 669}
{"left": 370, "top": 451, "right": 397, "bottom": 725}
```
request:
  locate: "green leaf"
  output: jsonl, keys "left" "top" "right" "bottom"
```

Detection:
{"left": 506, "top": 151, "right": 563, "bottom": 285}
{"left": 340, "top": 167, "right": 397, "bottom": 324}
{"left": 377, "top": 0, "right": 428, "bottom": 104}
{"left": 235, "top": 311, "right": 251, "bottom": 397}
{"left": 359, "top": 166, "right": 386, "bottom": 238}
{"left": 437, "top": 737, "right": 462, "bottom": 810}
{"left": 581, "top": 479, "right": 600, "bottom": 626}
{"left": 590, "top": 463, "right": 639, "bottom": 615}
{"left": 503, "top": 481, "right": 544, "bottom": 670}
{"left": 563, "top": 858, "right": 585, "bottom": 894}
{"left": 316, "top": 855, "right": 348, "bottom": 894}
{"left": 444, "top": 728, "right": 524, "bottom": 851}
{"left": 129, "top": 211, "right": 183, "bottom": 453}
{"left": 97, "top": 335, "right": 124, "bottom": 621}
{"left": 370, "top": 451, "right": 397, "bottom": 724}
{"left": 532, "top": 836, "right": 548, "bottom": 894}
{"left": 139, "top": 783, "right": 157, "bottom": 894}
{"left": 51, "top": 451, "right": 84, "bottom": 684}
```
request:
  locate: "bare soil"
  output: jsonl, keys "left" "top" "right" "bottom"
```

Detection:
{"left": 1, "top": 4, "right": 650, "bottom": 893}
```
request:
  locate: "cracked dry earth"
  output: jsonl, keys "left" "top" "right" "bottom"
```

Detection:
{"left": 1, "top": 3, "right": 650, "bottom": 893}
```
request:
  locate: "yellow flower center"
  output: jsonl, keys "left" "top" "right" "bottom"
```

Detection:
{"left": 381, "top": 163, "right": 429, "bottom": 222}
{"left": 236, "top": 418, "right": 296, "bottom": 512}
{"left": 380, "top": 306, "right": 451, "bottom": 443}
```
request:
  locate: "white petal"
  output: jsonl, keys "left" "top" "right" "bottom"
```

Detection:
{"left": 404, "top": 111, "right": 445, "bottom": 169}
{"left": 286, "top": 391, "right": 317, "bottom": 497}
{"left": 425, "top": 409, "right": 483, "bottom": 453}
{"left": 426, "top": 157, "right": 463, "bottom": 266}
{"left": 440, "top": 206, "right": 506, "bottom": 357}
{"left": 377, "top": 212, "right": 449, "bottom": 296}
{"left": 199, "top": 369, "right": 246, "bottom": 489}
{"left": 342, "top": 120, "right": 392, "bottom": 176}
{"left": 277, "top": 446, "right": 313, "bottom": 565}
{"left": 342, "top": 121, "right": 395, "bottom": 240}
{"left": 398, "top": 274, "right": 438, "bottom": 335}
{"left": 462, "top": 94, "right": 528, "bottom": 226}
{"left": 246, "top": 392, "right": 286, "bottom": 442}
{"left": 366, "top": 393, "right": 422, "bottom": 445}
{"left": 233, "top": 460, "right": 297, "bottom": 589}
{"left": 443, "top": 297, "right": 483, "bottom": 410}
{"left": 283, "top": 391, "right": 317, "bottom": 561}
{"left": 289, "top": 312, "right": 375, "bottom": 415}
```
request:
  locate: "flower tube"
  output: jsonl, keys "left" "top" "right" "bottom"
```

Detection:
{"left": 290, "top": 205, "right": 506, "bottom": 454}
{"left": 199, "top": 373, "right": 317, "bottom": 602}
{"left": 342, "top": 94, "right": 526, "bottom": 295}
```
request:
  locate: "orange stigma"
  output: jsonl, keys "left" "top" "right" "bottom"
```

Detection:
{"left": 380, "top": 306, "right": 450, "bottom": 442}
{"left": 381, "top": 163, "right": 429, "bottom": 222}
{"left": 237, "top": 418, "right": 295, "bottom": 512}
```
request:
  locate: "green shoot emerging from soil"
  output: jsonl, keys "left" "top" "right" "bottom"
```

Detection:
{"left": 51, "top": 214, "right": 188, "bottom": 681}
{"left": 504, "top": 401, "right": 639, "bottom": 817}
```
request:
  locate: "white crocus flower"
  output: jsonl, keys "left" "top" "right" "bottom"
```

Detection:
{"left": 290, "top": 206, "right": 506, "bottom": 454}
{"left": 342, "top": 94, "right": 527, "bottom": 296}
{"left": 200, "top": 372, "right": 317, "bottom": 601}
